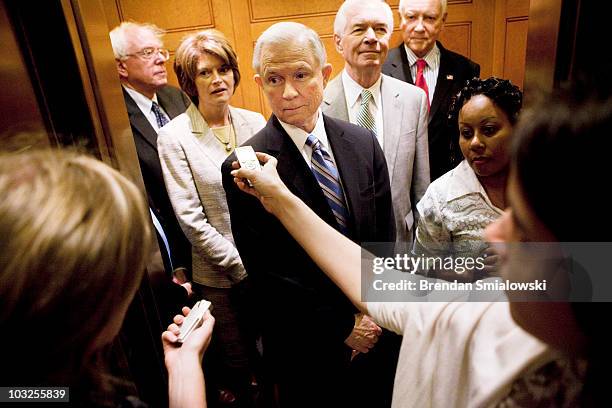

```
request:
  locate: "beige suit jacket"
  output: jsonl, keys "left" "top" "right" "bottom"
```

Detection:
{"left": 323, "top": 72, "right": 430, "bottom": 247}
{"left": 158, "top": 104, "right": 266, "bottom": 287}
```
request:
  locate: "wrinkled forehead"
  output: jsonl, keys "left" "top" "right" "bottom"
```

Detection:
{"left": 346, "top": 3, "right": 391, "bottom": 26}
{"left": 260, "top": 40, "right": 319, "bottom": 72}
{"left": 401, "top": 0, "right": 442, "bottom": 15}
{"left": 126, "top": 27, "right": 163, "bottom": 51}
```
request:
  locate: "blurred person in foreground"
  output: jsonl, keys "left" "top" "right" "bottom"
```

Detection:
{"left": 0, "top": 149, "right": 212, "bottom": 407}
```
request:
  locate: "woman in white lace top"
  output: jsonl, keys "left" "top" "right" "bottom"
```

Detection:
{"left": 413, "top": 77, "right": 522, "bottom": 281}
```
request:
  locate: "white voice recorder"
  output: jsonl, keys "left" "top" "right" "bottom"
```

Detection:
{"left": 177, "top": 299, "right": 212, "bottom": 343}
{"left": 235, "top": 146, "right": 261, "bottom": 186}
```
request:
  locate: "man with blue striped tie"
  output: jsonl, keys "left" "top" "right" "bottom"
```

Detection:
{"left": 222, "top": 22, "right": 395, "bottom": 408}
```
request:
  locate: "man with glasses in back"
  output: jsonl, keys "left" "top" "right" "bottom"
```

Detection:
{"left": 110, "top": 21, "right": 192, "bottom": 290}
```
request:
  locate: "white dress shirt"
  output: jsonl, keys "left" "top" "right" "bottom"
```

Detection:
{"left": 123, "top": 86, "right": 170, "bottom": 131}
{"left": 404, "top": 43, "right": 441, "bottom": 106}
{"left": 341, "top": 70, "right": 385, "bottom": 149}
{"left": 278, "top": 109, "right": 338, "bottom": 166}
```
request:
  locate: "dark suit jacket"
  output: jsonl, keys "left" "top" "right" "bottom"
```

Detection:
{"left": 123, "top": 85, "right": 192, "bottom": 276}
{"left": 221, "top": 114, "right": 395, "bottom": 374}
{"left": 383, "top": 41, "right": 480, "bottom": 181}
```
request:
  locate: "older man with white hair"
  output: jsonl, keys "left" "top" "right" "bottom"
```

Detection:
{"left": 222, "top": 21, "right": 395, "bottom": 407}
{"left": 109, "top": 22, "right": 192, "bottom": 282}
{"left": 324, "top": 0, "right": 430, "bottom": 249}
{"left": 383, "top": 0, "right": 480, "bottom": 181}
{"left": 322, "top": 2, "right": 429, "bottom": 406}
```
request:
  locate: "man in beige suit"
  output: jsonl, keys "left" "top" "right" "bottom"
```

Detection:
{"left": 322, "top": 2, "right": 430, "bottom": 405}
{"left": 323, "top": 0, "right": 430, "bottom": 250}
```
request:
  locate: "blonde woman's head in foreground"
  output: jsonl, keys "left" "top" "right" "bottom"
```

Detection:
{"left": 0, "top": 149, "right": 151, "bottom": 385}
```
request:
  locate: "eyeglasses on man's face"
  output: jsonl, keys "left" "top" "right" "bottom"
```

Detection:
{"left": 125, "top": 47, "right": 170, "bottom": 60}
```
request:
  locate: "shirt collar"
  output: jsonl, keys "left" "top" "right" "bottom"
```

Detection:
{"left": 278, "top": 109, "right": 329, "bottom": 150}
{"left": 123, "top": 85, "right": 159, "bottom": 113}
{"left": 446, "top": 160, "right": 504, "bottom": 213}
{"left": 341, "top": 69, "right": 382, "bottom": 109}
{"left": 404, "top": 42, "right": 440, "bottom": 68}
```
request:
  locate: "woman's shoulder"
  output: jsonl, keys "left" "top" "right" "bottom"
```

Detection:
{"left": 230, "top": 106, "right": 266, "bottom": 122}
{"left": 159, "top": 111, "right": 191, "bottom": 137}
{"left": 422, "top": 161, "right": 478, "bottom": 205}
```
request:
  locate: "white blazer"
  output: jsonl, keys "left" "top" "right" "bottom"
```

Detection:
{"left": 158, "top": 103, "right": 266, "bottom": 287}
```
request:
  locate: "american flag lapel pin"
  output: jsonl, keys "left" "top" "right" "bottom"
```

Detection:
{"left": 446, "top": 74, "right": 454, "bottom": 80}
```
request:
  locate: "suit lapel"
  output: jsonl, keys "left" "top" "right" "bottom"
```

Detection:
{"left": 380, "top": 76, "right": 400, "bottom": 183}
{"left": 398, "top": 45, "right": 415, "bottom": 84}
{"left": 266, "top": 117, "right": 312, "bottom": 203}
{"left": 157, "top": 86, "right": 185, "bottom": 119}
{"left": 322, "top": 74, "right": 350, "bottom": 121}
{"left": 123, "top": 88, "right": 158, "bottom": 149}
{"left": 230, "top": 107, "right": 257, "bottom": 146}
{"left": 429, "top": 44, "right": 456, "bottom": 124}
{"left": 267, "top": 117, "right": 337, "bottom": 227}
{"left": 324, "top": 115, "right": 362, "bottom": 229}
{"left": 185, "top": 104, "right": 230, "bottom": 168}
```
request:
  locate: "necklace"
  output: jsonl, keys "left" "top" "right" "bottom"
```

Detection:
{"left": 210, "top": 114, "right": 236, "bottom": 152}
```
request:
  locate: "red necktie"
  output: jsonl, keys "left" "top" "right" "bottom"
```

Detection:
{"left": 415, "top": 59, "right": 430, "bottom": 110}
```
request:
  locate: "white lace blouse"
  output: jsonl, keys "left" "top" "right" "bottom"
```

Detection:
{"left": 414, "top": 160, "right": 504, "bottom": 261}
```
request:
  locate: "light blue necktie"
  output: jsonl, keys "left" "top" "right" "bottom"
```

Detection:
{"left": 150, "top": 208, "right": 173, "bottom": 271}
{"left": 151, "top": 101, "right": 169, "bottom": 128}
{"left": 305, "top": 134, "right": 350, "bottom": 236}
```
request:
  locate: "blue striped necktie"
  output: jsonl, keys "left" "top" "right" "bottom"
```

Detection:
{"left": 305, "top": 134, "right": 350, "bottom": 236}
{"left": 152, "top": 101, "right": 169, "bottom": 128}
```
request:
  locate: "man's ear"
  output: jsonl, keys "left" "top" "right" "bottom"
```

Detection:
{"left": 254, "top": 74, "right": 263, "bottom": 88}
{"left": 116, "top": 59, "right": 128, "bottom": 79}
{"left": 334, "top": 34, "right": 343, "bottom": 53}
{"left": 322, "top": 63, "right": 333, "bottom": 87}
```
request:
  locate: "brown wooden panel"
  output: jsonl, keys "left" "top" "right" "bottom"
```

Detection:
{"left": 116, "top": 0, "right": 214, "bottom": 31}
{"left": 104, "top": 0, "right": 527, "bottom": 115}
{"left": 503, "top": 17, "right": 528, "bottom": 88}
{"left": 492, "top": 0, "right": 529, "bottom": 85}
{"left": 102, "top": 0, "right": 120, "bottom": 29}
{"left": 507, "top": 0, "right": 530, "bottom": 16}
{"left": 440, "top": 22, "right": 472, "bottom": 58}
{"left": 248, "top": 0, "right": 343, "bottom": 21}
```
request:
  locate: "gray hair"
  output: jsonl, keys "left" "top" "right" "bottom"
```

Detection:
{"left": 399, "top": 0, "right": 447, "bottom": 16}
{"left": 334, "top": 0, "right": 394, "bottom": 37}
{"left": 109, "top": 21, "right": 165, "bottom": 60}
{"left": 252, "top": 22, "right": 327, "bottom": 74}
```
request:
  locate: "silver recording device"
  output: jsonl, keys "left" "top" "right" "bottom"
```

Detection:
{"left": 177, "top": 299, "right": 212, "bottom": 343}
{"left": 235, "top": 146, "right": 261, "bottom": 187}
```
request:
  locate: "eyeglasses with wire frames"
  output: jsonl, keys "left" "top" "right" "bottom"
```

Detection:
{"left": 124, "top": 47, "right": 170, "bottom": 60}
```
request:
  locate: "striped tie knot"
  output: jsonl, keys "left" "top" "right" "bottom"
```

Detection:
{"left": 306, "top": 134, "right": 327, "bottom": 158}
{"left": 152, "top": 101, "right": 169, "bottom": 128}
{"left": 361, "top": 89, "right": 373, "bottom": 106}
{"left": 305, "top": 134, "right": 350, "bottom": 236}
{"left": 356, "top": 89, "right": 377, "bottom": 135}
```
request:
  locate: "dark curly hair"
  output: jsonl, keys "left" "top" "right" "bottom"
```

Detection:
{"left": 448, "top": 77, "right": 523, "bottom": 128}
